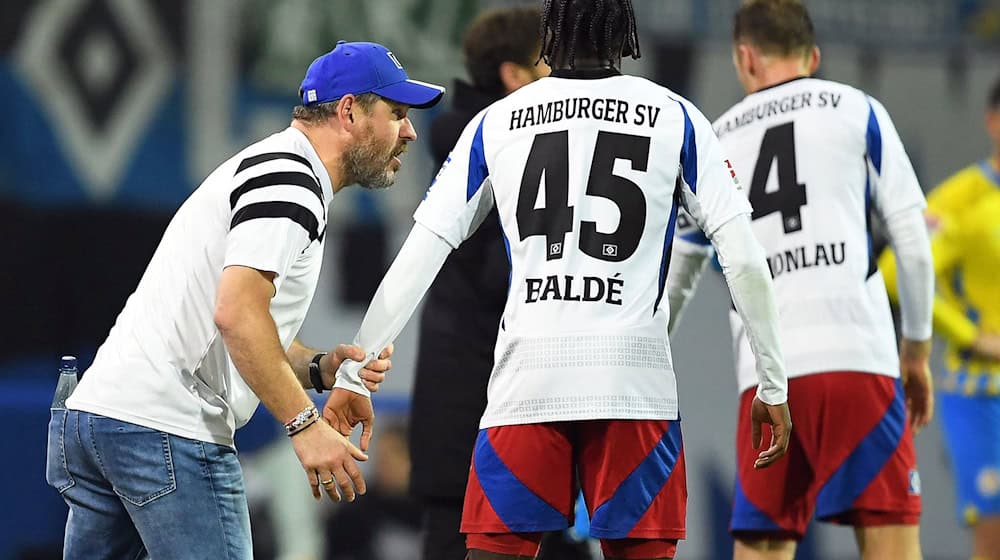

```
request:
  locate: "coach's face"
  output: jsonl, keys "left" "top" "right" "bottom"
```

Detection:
{"left": 345, "top": 98, "right": 417, "bottom": 190}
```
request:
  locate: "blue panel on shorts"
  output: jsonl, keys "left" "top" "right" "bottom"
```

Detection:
{"left": 730, "top": 476, "right": 783, "bottom": 532}
{"left": 472, "top": 429, "right": 568, "bottom": 532}
{"left": 815, "top": 380, "right": 905, "bottom": 518}
{"left": 589, "top": 421, "right": 683, "bottom": 538}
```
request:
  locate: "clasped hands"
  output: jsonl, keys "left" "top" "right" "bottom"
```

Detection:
{"left": 319, "top": 343, "right": 394, "bottom": 452}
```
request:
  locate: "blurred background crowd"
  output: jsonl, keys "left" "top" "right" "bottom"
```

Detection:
{"left": 1, "top": 0, "right": 999, "bottom": 558}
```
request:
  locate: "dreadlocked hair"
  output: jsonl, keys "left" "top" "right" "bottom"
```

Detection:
{"left": 540, "top": 0, "right": 641, "bottom": 69}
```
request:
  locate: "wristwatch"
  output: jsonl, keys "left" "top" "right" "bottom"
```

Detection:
{"left": 309, "top": 352, "right": 328, "bottom": 393}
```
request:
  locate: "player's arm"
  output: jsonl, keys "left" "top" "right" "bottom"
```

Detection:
{"left": 710, "top": 214, "right": 791, "bottom": 470}
{"left": 879, "top": 171, "right": 982, "bottom": 353}
{"left": 866, "top": 96, "right": 936, "bottom": 431}
{"left": 322, "top": 223, "right": 455, "bottom": 449}
{"left": 675, "top": 99, "right": 790, "bottom": 469}
{"left": 666, "top": 229, "right": 713, "bottom": 335}
{"left": 325, "top": 110, "right": 495, "bottom": 440}
{"left": 879, "top": 220, "right": 970, "bottom": 338}
{"left": 879, "top": 227, "right": 969, "bottom": 342}
{"left": 331, "top": 224, "right": 455, "bottom": 397}
{"left": 878, "top": 208, "right": 936, "bottom": 431}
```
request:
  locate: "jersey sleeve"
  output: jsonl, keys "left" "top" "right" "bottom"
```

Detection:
{"left": 413, "top": 109, "right": 496, "bottom": 249}
{"left": 334, "top": 223, "right": 453, "bottom": 395}
{"left": 224, "top": 157, "right": 326, "bottom": 284}
{"left": 866, "top": 97, "right": 927, "bottom": 219}
{"left": 673, "top": 99, "right": 753, "bottom": 238}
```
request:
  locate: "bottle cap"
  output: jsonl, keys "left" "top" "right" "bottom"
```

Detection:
{"left": 60, "top": 356, "right": 78, "bottom": 371}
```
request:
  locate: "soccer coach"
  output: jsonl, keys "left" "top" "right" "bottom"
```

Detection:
{"left": 46, "top": 41, "right": 443, "bottom": 559}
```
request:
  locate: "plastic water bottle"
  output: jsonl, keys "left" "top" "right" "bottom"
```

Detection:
{"left": 51, "top": 356, "right": 79, "bottom": 410}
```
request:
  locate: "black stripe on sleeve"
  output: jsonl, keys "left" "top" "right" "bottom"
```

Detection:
{"left": 230, "top": 201, "right": 320, "bottom": 242}
{"left": 230, "top": 171, "right": 323, "bottom": 210}
{"left": 236, "top": 152, "right": 315, "bottom": 175}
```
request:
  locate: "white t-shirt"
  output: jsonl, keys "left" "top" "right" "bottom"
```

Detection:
{"left": 414, "top": 70, "right": 752, "bottom": 428}
{"left": 709, "top": 77, "right": 925, "bottom": 394}
{"left": 67, "top": 127, "right": 332, "bottom": 447}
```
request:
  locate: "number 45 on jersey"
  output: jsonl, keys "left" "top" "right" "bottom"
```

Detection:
{"left": 517, "top": 130, "right": 650, "bottom": 262}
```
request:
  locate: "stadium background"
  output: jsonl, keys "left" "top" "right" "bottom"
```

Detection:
{"left": 0, "top": 0, "right": 998, "bottom": 558}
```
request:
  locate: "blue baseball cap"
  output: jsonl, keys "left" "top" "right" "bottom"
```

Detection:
{"left": 299, "top": 41, "right": 445, "bottom": 109}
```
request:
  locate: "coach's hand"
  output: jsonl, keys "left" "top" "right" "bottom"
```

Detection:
{"left": 290, "top": 420, "right": 367, "bottom": 503}
{"left": 321, "top": 344, "right": 393, "bottom": 392}
{"left": 901, "top": 338, "right": 934, "bottom": 434}
{"left": 323, "top": 388, "right": 376, "bottom": 452}
{"left": 750, "top": 397, "right": 791, "bottom": 470}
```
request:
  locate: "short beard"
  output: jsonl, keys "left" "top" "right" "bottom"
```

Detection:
{"left": 343, "top": 128, "right": 396, "bottom": 191}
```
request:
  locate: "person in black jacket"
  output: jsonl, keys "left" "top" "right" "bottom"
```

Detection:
{"left": 408, "top": 7, "right": 576, "bottom": 560}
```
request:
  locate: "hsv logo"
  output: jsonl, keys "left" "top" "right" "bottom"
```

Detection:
{"left": 908, "top": 469, "right": 922, "bottom": 496}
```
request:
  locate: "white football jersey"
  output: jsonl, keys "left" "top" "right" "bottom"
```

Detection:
{"left": 709, "top": 77, "right": 925, "bottom": 394}
{"left": 414, "top": 69, "right": 751, "bottom": 428}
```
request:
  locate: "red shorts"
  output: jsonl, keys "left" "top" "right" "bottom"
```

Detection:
{"left": 732, "top": 372, "right": 921, "bottom": 540}
{"left": 462, "top": 420, "right": 686, "bottom": 559}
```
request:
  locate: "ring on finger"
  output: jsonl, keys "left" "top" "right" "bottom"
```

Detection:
{"left": 320, "top": 478, "right": 335, "bottom": 486}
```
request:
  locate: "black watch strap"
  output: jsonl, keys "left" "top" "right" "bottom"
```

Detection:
{"left": 309, "top": 352, "right": 328, "bottom": 393}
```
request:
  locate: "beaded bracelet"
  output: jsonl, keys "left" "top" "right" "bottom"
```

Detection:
{"left": 285, "top": 405, "right": 320, "bottom": 437}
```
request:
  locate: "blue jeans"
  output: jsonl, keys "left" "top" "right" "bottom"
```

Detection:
{"left": 46, "top": 410, "right": 252, "bottom": 559}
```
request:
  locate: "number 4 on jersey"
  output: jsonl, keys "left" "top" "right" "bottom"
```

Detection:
{"left": 749, "top": 122, "right": 808, "bottom": 234}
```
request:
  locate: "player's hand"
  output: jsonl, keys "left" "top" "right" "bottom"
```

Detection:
{"left": 323, "top": 388, "right": 376, "bottom": 452}
{"left": 900, "top": 338, "right": 934, "bottom": 434}
{"left": 359, "top": 344, "right": 393, "bottom": 392}
{"left": 750, "top": 397, "right": 792, "bottom": 470}
{"left": 321, "top": 343, "right": 393, "bottom": 392}
{"left": 971, "top": 333, "right": 1000, "bottom": 362}
{"left": 289, "top": 419, "right": 368, "bottom": 503}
